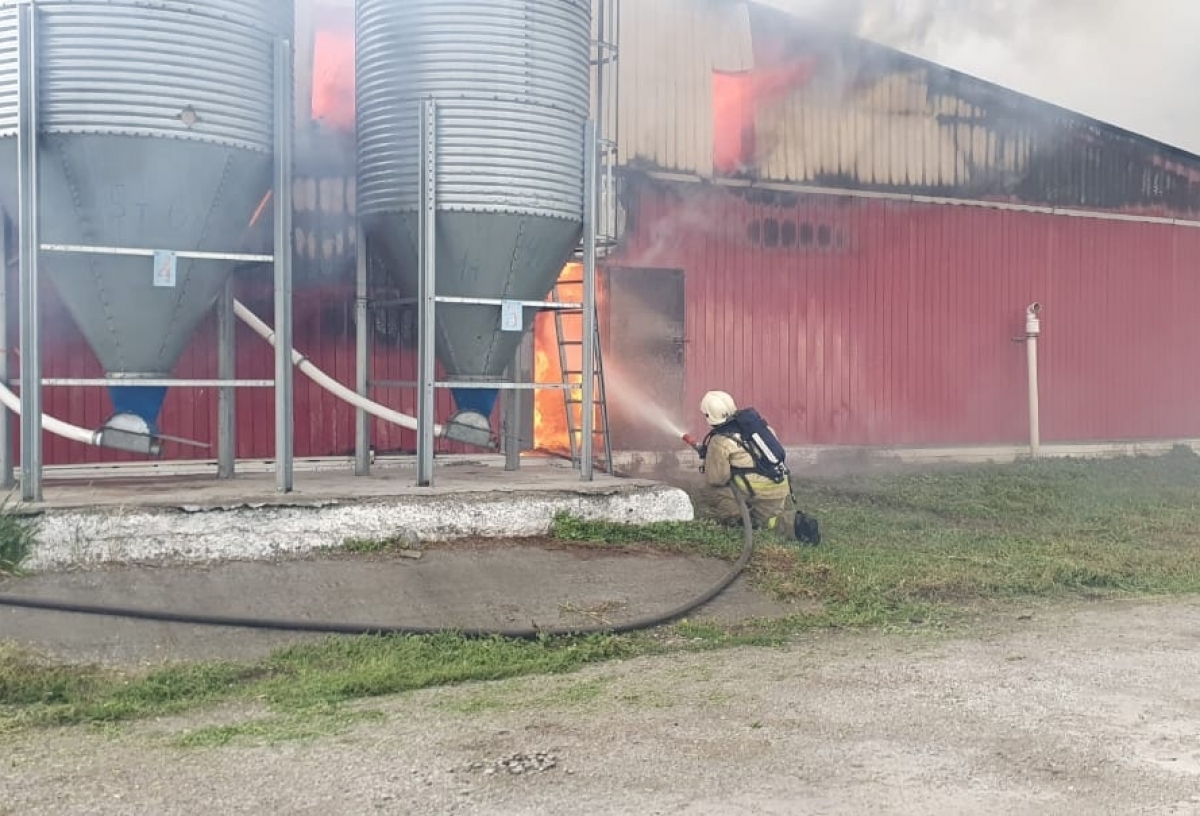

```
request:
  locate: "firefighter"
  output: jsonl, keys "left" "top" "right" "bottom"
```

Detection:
{"left": 696, "top": 390, "right": 796, "bottom": 538}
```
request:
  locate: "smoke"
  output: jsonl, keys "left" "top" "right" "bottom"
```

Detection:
{"left": 618, "top": 195, "right": 733, "bottom": 273}
{"left": 758, "top": 0, "right": 1068, "bottom": 46}
{"left": 756, "top": 0, "right": 1200, "bottom": 154}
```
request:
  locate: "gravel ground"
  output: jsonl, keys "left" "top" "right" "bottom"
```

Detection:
{"left": 6, "top": 597, "right": 1200, "bottom": 815}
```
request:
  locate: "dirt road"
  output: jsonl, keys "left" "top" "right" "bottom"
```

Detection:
{"left": 6, "top": 597, "right": 1200, "bottom": 815}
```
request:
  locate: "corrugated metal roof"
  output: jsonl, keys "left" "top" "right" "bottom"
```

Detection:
{"left": 615, "top": 0, "right": 1200, "bottom": 218}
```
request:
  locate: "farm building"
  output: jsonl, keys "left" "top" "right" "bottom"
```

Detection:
{"left": 12, "top": 0, "right": 1200, "bottom": 468}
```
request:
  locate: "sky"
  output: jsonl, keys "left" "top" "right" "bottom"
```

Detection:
{"left": 759, "top": 0, "right": 1200, "bottom": 155}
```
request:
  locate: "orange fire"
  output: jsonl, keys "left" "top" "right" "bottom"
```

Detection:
{"left": 532, "top": 312, "right": 570, "bottom": 453}
{"left": 310, "top": 8, "right": 355, "bottom": 131}
{"left": 713, "top": 57, "right": 818, "bottom": 174}
{"left": 532, "top": 263, "right": 605, "bottom": 453}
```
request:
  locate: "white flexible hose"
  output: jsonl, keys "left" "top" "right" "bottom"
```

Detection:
{"left": 232, "top": 299, "right": 445, "bottom": 436}
{"left": 0, "top": 300, "right": 449, "bottom": 450}
{"left": 0, "top": 382, "right": 101, "bottom": 446}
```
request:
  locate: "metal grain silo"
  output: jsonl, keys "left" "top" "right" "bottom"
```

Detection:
{"left": 356, "top": 0, "right": 592, "bottom": 422}
{"left": 0, "top": 0, "right": 292, "bottom": 451}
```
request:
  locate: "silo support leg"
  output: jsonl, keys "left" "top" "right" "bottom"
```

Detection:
{"left": 416, "top": 100, "right": 438, "bottom": 488}
{"left": 272, "top": 36, "right": 295, "bottom": 493}
{"left": 0, "top": 213, "right": 12, "bottom": 489}
{"left": 503, "top": 332, "right": 533, "bottom": 472}
{"left": 355, "top": 225, "right": 371, "bottom": 476}
{"left": 217, "top": 278, "right": 236, "bottom": 479}
{"left": 580, "top": 120, "right": 598, "bottom": 482}
{"left": 502, "top": 368, "right": 520, "bottom": 472}
{"left": 17, "top": 3, "right": 42, "bottom": 503}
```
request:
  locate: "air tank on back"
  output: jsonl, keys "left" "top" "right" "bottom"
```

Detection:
{"left": 356, "top": 0, "right": 592, "bottom": 429}
{"left": 0, "top": 0, "right": 292, "bottom": 454}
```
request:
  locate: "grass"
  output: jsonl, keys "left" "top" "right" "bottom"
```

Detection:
{"left": 0, "top": 494, "right": 37, "bottom": 577}
{"left": 789, "top": 449, "right": 1200, "bottom": 611}
{"left": 436, "top": 674, "right": 616, "bottom": 715}
{"left": 0, "top": 633, "right": 643, "bottom": 736}
{"left": 336, "top": 534, "right": 419, "bottom": 555}
{"left": 173, "top": 708, "right": 387, "bottom": 748}
{"left": 551, "top": 514, "right": 744, "bottom": 560}
{"left": 7, "top": 450, "right": 1200, "bottom": 738}
{"left": 558, "top": 449, "right": 1200, "bottom": 625}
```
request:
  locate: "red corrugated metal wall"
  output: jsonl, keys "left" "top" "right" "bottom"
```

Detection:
{"left": 613, "top": 178, "right": 1200, "bottom": 447}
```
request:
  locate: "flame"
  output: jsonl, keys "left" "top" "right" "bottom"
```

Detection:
{"left": 713, "top": 72, "right": 758, "bottom": 175}
{"left": 532, "top": 316, "right": 568, "bottom": 452}
{"left": 532, "top": 263, "right": 605, "bottom": 454}
{"left": 713, "top": 58, "right": 819, "bottom": 174}
{"left": 311, "top": 10, "right": 355, "bottom": 131}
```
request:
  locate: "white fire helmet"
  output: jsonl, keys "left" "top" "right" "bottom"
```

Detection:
{"left": 700, "top": 390, "right": 737, "bottom": 426}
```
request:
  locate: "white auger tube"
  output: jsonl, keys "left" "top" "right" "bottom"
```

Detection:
{"left": 0, "top": 383, "right": 101, "bottom": 446}
{"left": 232, "top": 299, "right": 447, "bottom": 437}
{"left": 0, "top": 301, "right": 474, "bottom": 450}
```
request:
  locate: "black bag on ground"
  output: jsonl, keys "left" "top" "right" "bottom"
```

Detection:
{"left": 793, "top": 510, "right": 821, "bottom": 546}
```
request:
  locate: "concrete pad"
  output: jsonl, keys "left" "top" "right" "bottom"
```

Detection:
{"left": 0, "top": 544, "right": 794, "bottom": 666}
{"left": 17, "top": 460, "right": 695, "bottom": 573}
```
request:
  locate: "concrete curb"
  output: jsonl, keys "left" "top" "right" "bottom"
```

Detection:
{"left": 25, "top": 485, "right": 696, "bottom": 573}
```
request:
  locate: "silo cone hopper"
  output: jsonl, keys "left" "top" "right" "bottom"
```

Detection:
{"left": 366, "top": 213, "right": 583, "bottom": 448}
{"left": 357, "top": 0, "right": 593, "bottom": 448}
{"left": 40, "top": 137, "right": 272, "bottom": 455}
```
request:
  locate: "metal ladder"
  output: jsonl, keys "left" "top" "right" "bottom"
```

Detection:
{"left": 550, "top": 274, "right": 613, "bottom": 474}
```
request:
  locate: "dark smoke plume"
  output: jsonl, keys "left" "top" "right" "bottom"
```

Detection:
{"left": 759, "top": 0, "right": 1108, "bottom": 49}
{"left": 757, "top": 0, "right": 1200, "bottom": 154}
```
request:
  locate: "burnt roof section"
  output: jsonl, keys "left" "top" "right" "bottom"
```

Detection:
{"left": 741, "top": 2, "right": 1200, "bottom": 219}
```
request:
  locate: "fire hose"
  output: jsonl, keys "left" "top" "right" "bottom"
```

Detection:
{"left": 0, "top": 486, "right": 756, "bottom": 639}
